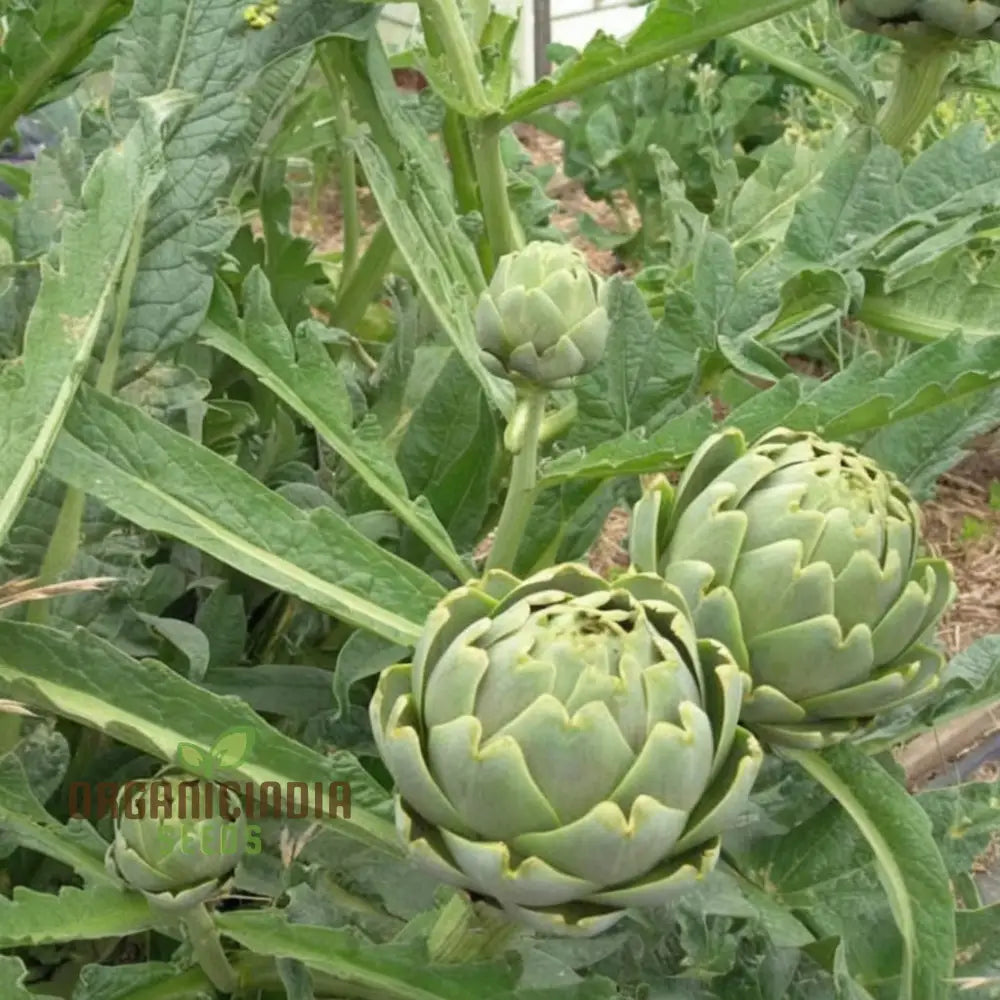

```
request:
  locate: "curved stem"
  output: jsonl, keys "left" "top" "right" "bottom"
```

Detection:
{"left": 877, "top": 42, "right": 954, "bottom": 150}
{"left": 485, "top": 389, "right": 546, "bottom": 573}
{"left": 180, "top": 904, "right": 238, "bottom": 994}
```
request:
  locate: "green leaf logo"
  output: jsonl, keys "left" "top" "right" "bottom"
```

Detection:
{"left": 174, "top": 726, "right": 255, "bottom": 780}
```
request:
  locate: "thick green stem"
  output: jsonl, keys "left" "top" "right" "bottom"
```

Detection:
{"left": 876, "top": 42, "right": 954, "bottom": 150}
{"left": 485, "top": 389, "right": 546, "bottom": 573}
{"left": 180, "top": 904, "right": 238, "bottom": 995}
{"left": 330, "top": 224, "right": 395, "bottom": 332}
{"left": 471, "top": 118, "right": 522, "bottom": 266}
{"left": 442, "top": 110, "right": 493, "bottom": 275}
{"left": 418, "top": 0, "right": 491, "bottom": 112}
{"left": 317, "top": 46, "right": 361, "bottom": 287}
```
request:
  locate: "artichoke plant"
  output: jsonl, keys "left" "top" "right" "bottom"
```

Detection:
{"left": 630, "top": 428, "right": 955, "bottom": 749}
{"left": 370, "top": 563, "right": 764, "bottom": 937}
{"left": 105, "top": 774, "right": 247, "bottom": 913}
{"left": 475, "top": 241, "right": 610, "bottom": 388}
{"left": 839, "top": 0, "right": 1000, "bottom": 40}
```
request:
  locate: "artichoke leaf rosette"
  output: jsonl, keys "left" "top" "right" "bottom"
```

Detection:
{"left": 475, "top": 241, "right": 610, "bottom": 389}
{"left": 630, "top": 428, "right": 955, "bottom": 750}
{"left": 369, "top": 563, "right": 763, "bottom": 938}
{"left": 105, "top": 773, "right": 247, "bottom": 915}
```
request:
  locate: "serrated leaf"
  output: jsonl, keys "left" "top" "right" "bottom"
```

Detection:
{"left": 47, "top": 385, "right": 443, "bottom": 646}
{"left": 730, "top": 7, "right": 877, "bottom": 114}
{"left": 860, "top": 253, "right": 1000, "bottom": 344}
{"left": 0, "top": 103, "right": 165, "bottom": 544}
{"left": 0, "top": 886, "right": 157, "bottom": 948}
{"left": 501, "top": 0, "right": 815, "bottom": 122}
{"left": 537, "top": 403, "right": 715, "bottom": 486}
{"left": 783, "top": 745, "right": 955, "bottom": 1000}
{"left": 0, "top": 753, "right": 112, "bottom": 883}
{"left": 215, "top": 909, "right": 526, "bottom": 999}
{"left": 0, "top": 621, "right": 400, "bottom": 853}
{"left": 200, "top": 272, "right": 470, "bottom": 582}
{"left": 110, "top": 0, "right": 377, "bottom": 377}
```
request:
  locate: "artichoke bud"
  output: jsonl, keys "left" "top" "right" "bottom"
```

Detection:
{"left": 839, "top": 0, "right": 1000, "bottom": 40}
{"left": 630, "top": 427, "right": 956, "bottom": 750}
{"left": 475, "top": 241, "right": 610, "bottom": 389}
{"left": 370, "top": 562, "right": 763, "bottom": 938}
{"left": 105, "top": 774, "right": 247, "bottom": 915}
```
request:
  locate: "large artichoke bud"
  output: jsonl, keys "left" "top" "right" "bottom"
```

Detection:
{"left": 630, "top": 428, "right": 955, "bottom": 750}
{"left": 105, "top": 774, "right": 247, "bottom": 913}
{"left": 370, "top": 563, "right": 763, "bottom": 937}
{"left": 839, "top": 0, "right": 1000, "bottom": 40}
{"left": 475, "top": 241, "right": 610, "bottom": 388}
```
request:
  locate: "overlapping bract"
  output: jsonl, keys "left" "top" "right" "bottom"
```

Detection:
{"left": 630, "top": 428, "right": 954, "bottom": 749}
{"left": 105, "top": 774, "right": 247, "bottom": 914}
{"left": 840, "top": 0, "right": 1000, "bottom": 40}
{"left": 369, "top": 564, "right": 763, "bottom": 937}
{"left": 475, "top": 241, "right": 609, "bottom": 388}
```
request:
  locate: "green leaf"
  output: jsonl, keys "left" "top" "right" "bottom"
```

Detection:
{"left": 782, "top": 744, "right": 955, "bottom": 1000}
{"left": 200, "top": 272, "right": 471, "bottom": 582}
{"left": 501, "top": 0, "right": 816, "bottom": 122}
{"left": 135, "top": 613, "right": 212, "bottom": 682}
{"left": 201, "top": 665, "right": 336, "bottom": 722}
{"left": 0, "top": 0, "right": 129, "bottom": 141}
{"left": 110, "top": 0, "right": 377, "bottom": 376}
{"left": 564, "top": 279, "right": 695, "bottom": 449}
{"left": 537, "top": 403, "right": 715, "bottom": 486}
{"left": 395, "top": 351, "right": 499, "bottom": 554}
{"left": 730, "top": 7, "right": 877, "bottom": 114}
{"left": 0, "top": 102, "right": 165, "bottom": 545}
{"left": 216, "top": 909, "right": 525, "bottom": 1000}
{"left": 0, "top": 621, "right": 400, "bottom": 854}
{"left": 0, "top": 886, "right": 157, "bottom": 949}
{"left": 47, "top": 385, "right": 443, "bottom": 646}
{"left": 0, "top": 955, "right": 61, "bottom": 1000}
{"left": 0, "top": 753, "right": 113, "bottom": 884}
{"left": 70, "top": 961, "right": 216, "bottom": 1000}
{"left": 859, "top": 254, "right": 1000, "bottom": 344}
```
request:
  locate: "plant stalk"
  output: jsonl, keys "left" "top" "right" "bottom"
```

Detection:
{"left": 180, "top": 904, "right": 238, "bottom": 995}
{"left": 418, "top": 0, "right": 491, "bottom": 113}
{"left": 876, "top": 42, "right": 954, "bottom": 150}
{"left": 317, "top": 46, "right": 361, "bottom": 287}
{"left": 485, "top": 389, "right": 546, "bottom": 573}
{"left": 442, "top": 110, "right": 494, "bottom": 275}
{"left": 471, "top": 118, "right": 522, "bottom": 266}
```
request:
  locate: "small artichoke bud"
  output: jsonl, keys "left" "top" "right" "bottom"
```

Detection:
{"left": 475, "top": 241, "right": 610, "bottom": 389}
{"left": 105, "top": 774, "right": 247, "bottom": 914}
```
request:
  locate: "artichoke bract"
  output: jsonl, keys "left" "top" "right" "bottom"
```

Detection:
{"left": 840, "top": 0, "right": 1000, "bottom": 40}
{"left": 105, "top": 774, "right": 247, "bottom": 913}
{"left": 370, "top": 563, "right": 763, "bottom": 937}
{"left": 475, "top": 241, "right": 610, "bottom": 388}
{"left": 630, "top": 428, "right": 955, "bottom": 750}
